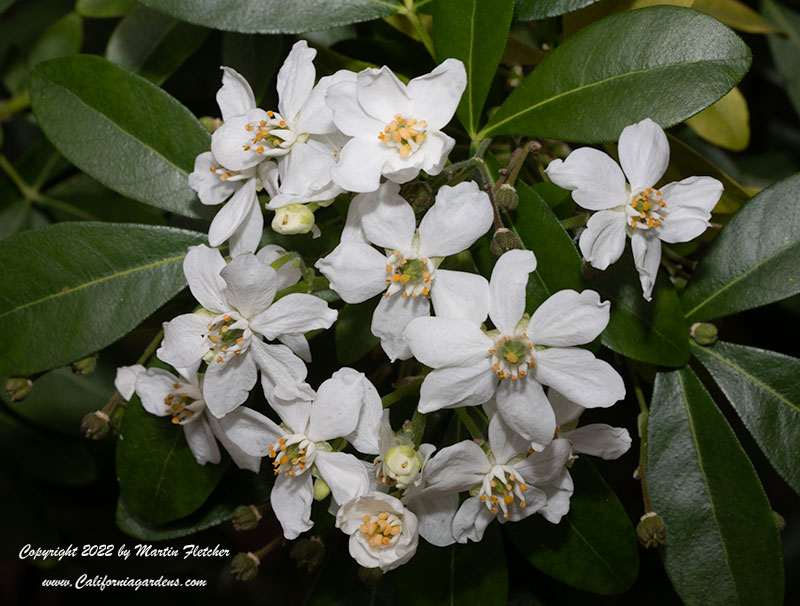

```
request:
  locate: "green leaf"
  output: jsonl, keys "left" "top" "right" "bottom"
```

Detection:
{"left": 588, "top": 250, "right": 690, "bottom": 367}
{"left": 692, "top": 340, "right": 800, "bottom": 496}
{"left": 137, "top": 0, "right": 398, "bottom": 34}
{"left": 116, "top": 468, "right": 270, "bottom": 540}
{"left": 29, "top": 12, "right": 82, "bottom": 69}
{"left": 75, "top": 0, "right": 135, "bottom": 18}
{"left": 30, "top": 55, "right": 211, "bottom": 218}
{"left": 0, "top": 222, "right": 206, "bottom": 376}
{"left": 106, "top": 6, "right": 210, "bottom": 86}
{"left": 515, "top": 182, "right": 584, "bottom": 309}
{"left": 508, "top": 458, "right": 638, "bottom": 594}
{"left": 685, "top": 87, "right": 749, "bottom": 152}
{"left": 391, "top": 524, "right": 508, "bottom": 605}
{"left": 478, "top": 6, "right": 751, "bottom": 142}
{"left": 433, "top": 0, "right": 514, "bottom": 138}
{"left": 335, "top": 299, "right": 379, "bottom": 365}
{"left": 692, "top": 0, "right": 779, "bottom": 34}
{"left": 763, "top": 0, "right": 800, "bottom": 120}
{"left": 116, "top": 396, "right": 227, "bottom": 525}
{"left": 681, "top": 172, "right": 800, "bottom": 322}
{"left": 647, "top": 366, "right": 784, "bottom": 605}
{"left": 515, "top": 0, "right": 601, "bottom": 20}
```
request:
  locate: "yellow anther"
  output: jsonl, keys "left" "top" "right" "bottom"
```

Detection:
{"left": 504, "top": 495, "right": 514, "bottom": 505}
{"left": 171, "top": 417, "right": 180, "bottom": 424}
{"left": 505, "top": 352, "right": 518, "bottom": 364}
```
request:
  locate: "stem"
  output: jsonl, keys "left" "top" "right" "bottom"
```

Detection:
{"left": 559, "top": 213, "right": 589, "bottom": 231}
{"left": 381, "top": 377, "right": 423, "bottom": 408}
{"left": 0, "top": 90, "right": 30, "bottom": 121}
{"left": 625, "top": 358, "right": 648, "bottom": 415}
{"left": 273, "top": 276, "right": 329, "bottom": 302}
{"left": 455, "top": 408, "right": 483, "bottom": 441}
{"left": 404, "top": 8, "right": 435, "bottom": 58}
{"left": 626, "top": 358, "right": 653, "bottom": 513}
{"left": 253, "top": 535, "right": 282, "bottom": 560}
{"left": 475, "top": 158, "right": 504, "bottom": 230}
{"left": 0, "top": 155, "right": 32, "bottom": 196}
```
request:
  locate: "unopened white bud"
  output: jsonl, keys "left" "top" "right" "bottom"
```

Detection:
{"left": 383, "top": 445, "right": 422, "bottom": 490}
{"left": 271, "top": 204, "right": 315, "bottom": 235}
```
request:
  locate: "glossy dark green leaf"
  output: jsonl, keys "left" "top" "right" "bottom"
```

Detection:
{"left": 29, "top": 12, "right": 82, "bottom": 69}
{"left": 76, "top": 0, "right": 135, "bottom": 18}
{"left": 647, "top": 366, "right": 783, "bottom": 605}
{"left": 515, "top": 182, "right": 584, "bottom": 309}
{"left": 515, "top": 0, "right": 600, "bottom": 20}
{"left": 0, "top": 199, "right": 48, "bottom": 240}
{"left": 116, "top": 468, "right": 270, "bottom": 540}
{"left": 763, "top": 0, "right": 800, "bottom": 119}
{"left": 391, "top": 524, "right": 508, "bottom": 605}
{"left": 588, "top": 250, "right": 690, "bottom": 367}
{"left": 117, "top": 396, "right": 227, "bottom": 526}
{"left": 681, "top": 172, "right": 800, "bottom": 322}
{"left": 30, "top": 55, "right": 211, "bottom": 218}
{"left": 222, "top": 32, "right": 284, "bottom": 105}
{"left": 692, "top": 340, "right": 800, "bottom": 495}
{"left": 508, "top": 458, "right": 638, "bottom": 594}
{"left": 479, "top": 6, "right": 751, "bottom": 142}
{"left": 138, "top": 0, "right": 398, "bottom": 34}
{"left": 433, "top": 0, "right": 514, "bottom": 138}
{"left": 106, "top": 6, "right": 210, "bottom": 86}
{"left": 0, "top": 222, "right": 206, "bottom": 376}
{"left": 335, "top": 299, "right": 379, "bottom": 365}
{"left": 0, "top": 0, "right": 72, "bottom": 70}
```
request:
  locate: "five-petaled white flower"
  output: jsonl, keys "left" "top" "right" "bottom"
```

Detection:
{"left": 316, "top": 180, "right": 492, "bottom": 360}
{"left": 545, "top": 118, "right": 723, "bottom": 300}
{"left": 325, "top": 59, "right": 466, "bottom": 192}
{"left": 404, "top": 249, "right": 625, "bottom": 450}
{"left": 157, "top": 245, "right": 336, "bottom": 417}
{"left": 336, "top": 491, "right": 419, "bottom": 572}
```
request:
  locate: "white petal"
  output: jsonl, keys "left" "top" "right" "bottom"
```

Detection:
{"left": 533, "top": 347, "right": 625, "bottom": 409}
{"left": 277, "top": 40, "right": 316, "bottom": 123}
{"left": 495, "top": 378, "right": 555, "bottom": 450}
{"left": 487, "top": 412, "right": 532, "bottom": 465}
{"left": 417, "top": 181, "right": 493, "bottom": 257}
{"left": 329, "top": 138, "right": 391, "bottom": 193}
{"left": 188, "top": 152, "right": 236, "bottom": 206}
{"left": 315, "top": 451, "right": 371, "bottom": 505}
{"left": 133, "top": 368, "right": 174, "bottom": 416}
{"left": 430, "top": 269, "right": 490, "bottom": 325}
{"left": 406, "top": 58, "right": 466, "bottom": 131}
{"left": 250, "top": 340, "right": 315, "bottom": 403}
{"left": 157, "top": 313, "right": 211, "bottom": 368}
{"left": 539, "top": 469, "right": 574, "bottom": 524}
{"left": 631, "top": 230, "right": 661, "bottom": 302}
{"left": 275, "top": 139, "right": 336, "bottom": 199}
{"left": 259, "top": 160, "right": 281, "bottom": 197}
{"left": 420, "top": 440, "right": 490, "bottom": 493}
{"left": 417, "top": 130, "right": 454, "bottom": 177}
{"left": 220, "top": 254, "right": 278, "bottom": 319}
{"left": 216, "top": 66, "right": 255, "bottom": 121}
{"left": 548, "top": 389, "right": 584, "bottom": 426}
{"left": 209, "top": 406, "right": 280, "bottom": 457}
{"left": 268, "top": 394, "right": 312, "bottom": 435}
{"left": 183, "top": 244, "right": 227, "bottom": 313}
{"left": 114, "top": 364, "right": 145, "bottom": 401}
{"left": 203, "top": 352, "right": 258, "bottom": 417}
{"left": 657, "top": 176, "right": 722, "bottom": 243}
{"left": 578, "top": 209, "right": 627, "bottom": 270}
{"left": 250, "top": 293, "right": 336, "bottom": 341}
{"left": 342, "top": 371, "right": 383, "bottom": 455}
{"left": 307, "top": 370, "right": 364, "bottom": 442}
{"left": 356, "top": 66, "right": 413, "bottom": 123}
{"left": 361, "top": 183, "right": 416, "bottom": 251}
{"left": 228, "top": 190, "right": 263, "bottom": 257}
{"left": 208, "top": 178, "right": 255, "bottom": 248}
{"left": 404, "top": 492, "right": 458, "bottom": 547}
{"left": 562, "top": 424, "right": 632, "bottom": 460}
{"left": 505, "top": 486, "right": 547, "bottom": 522}
{"left": 325, "top": 78, "right": 385, "bottom": 136}
{"left": 315, "top": 240, "right": 390, "bottom": 303}
{"left": 340, "top": 189, "right": 373, "bottom": 243}
{"left": 210, "top": 109, "right": 270, "bottom": 171}
{"left": 183, "top": 416, "right": 221, "bottom": 466}
{"left": 404, "top": 316, "right": 493, "bottom": 368}
{"left": 417, "top": 362, "right": 498, "bottom": 413}
{"left": 528, "top": 289, "right": 610, "bottom": 347}
{"left": 277, "top": 333, "right": 311, "bottom": 363}
{"left": 545, "top": 148, "right": 627, "bottom": 211}
{"left": 452, "top": 496, "right": 494, "bottom": 544}
{"left": 271, "top": 472, "right": 314, "bottom": 539}
{"left": 382, "top": 130, "right": 453, "bottom": 182}
{"left": 489, "top": 249, "right": 536, "bottom": 334}
{"left": 512, "top": 438, "right": 572, "bottom": 485}
{"left": 256, "top": 245, "right": 302, "bottom": 289}
{"left": 619, "top": 118, "right": 669, "bottom": 193}
{"left": 371, "top": 294, "right": 430, "bottom": 362}
{"left": 296, "top": 69, "right": 355, "bottom": 135}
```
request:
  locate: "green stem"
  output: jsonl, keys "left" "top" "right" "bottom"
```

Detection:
{"left": 626, "top": 358, "right": 653, "bottom": 513}
{"left": 273, "top": 276, "right": 329, "bottom": 302}
{"left": 559, "top": 213, "right": 589, "bottom": 231}
{"left": 455, "top": 408, "right": 483, "bottom": 441}
{"left": 404, "top": 8, "right": 435, "bottom": 58}
{"left": 0, "top": 155, "right": 32, "bottom": 196}
{"left": 0, "top": 90, "right": 30, "bottom": 122}
{"left": 253, "top": 535, "right": 282, "bottom": 560}
{"left": 625, "top": 358, "right": 648, "bottom": 415}
{"left": 35, "top": 193, "right": 98, "bottom": 220}
{"left": 475, "top": 159, "right": 504, "bottom": 230}
{"left": 381, "top": 377, "right": 423, "bottom": 408}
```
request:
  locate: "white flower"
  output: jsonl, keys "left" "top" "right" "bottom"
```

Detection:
{"left": 336, "top": 492, "right": 419, "bottom": 572}
{"left": 316, "top": 180, "right": 492, "bottom": 360}
{"left": 545, "top": 118, "right": 723, "bottom": 300}
{"left": 257, "top": 368, "right": 382, "bottom": 539}
{"left": 157, "top": 245, "right": 337, "bottom": 417}
{"left": 550, "top": 389, "right": 632, "bottom": 460}
{"left": 404, "top": 249, "right": 625, "bottom": 450}
{"left": 325, "top": 59, "right": 466, "bottom": 192}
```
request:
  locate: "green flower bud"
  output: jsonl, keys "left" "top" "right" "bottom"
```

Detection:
{"left": 490, "top": 228, "right": 520, "bottom": 256}
{"left": 232, "top": 504, "right": 262, "bottom": 531}
{"left": 773, "top": 510, "right": 786, "bottom": 532}
{"left": 81, "top": 410, "right": 110, "bottom": 440}
{"left": 271, "top": 204, "right": 315, "bottom": 235}
{"left": 313, "top": 478, "right": 331, "bottom": 501}
{"left": 495, "top": 184, "right": 518, "bottom": 212}
{"left": 72, "top": 352, "right": 98, "bottom": 375}
{"left": 4, "top": 377, "right": 32, "bottom": 402}
{"left": 290, "top": 536, "right": 326, "bottom": 572}
{"left": 690, "top": 322, "right": 718, "bottom": 346}
{"left": 383, "top": 445, "right": 423, "bottom": 490}
{"left": 230, "top": 552, "right": 260, "bottom": 582}
{"left": 636, "top": 512, "right": 666, "bottom": 548}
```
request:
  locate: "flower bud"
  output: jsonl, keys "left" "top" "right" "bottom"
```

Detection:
{"left": 313, "top": 478, "right": 331, "bottom": 501}
{"left": 232, "top": 504, "right": 262, "bottom": 531}
{"left": 636, "top": 512, "right": 666, "bottom": 548}
{"left": 290, "top": 536, "right": 326, "bottom": 572}
{"left": 490, "top": 228, "right": 520, "bottom": 256}
{"left": 400, "top": 181, "right": 434, "bottom": 215}
{"left": 495, "top": 184, "right": 518, "bottom": 212}
{"left": 690, "top": 322, "right": 718, "bottom": 346}
{"left": 4, "top": 377, "right": 32, "bottom": 402}
{"left": 271, "top": 204, "right": 315, "bottom": 235}
{"left": 773, "top": 510, "right": 786, "bottom": 532}
{"left": 199, "top": 116, "right": 221, "bottom": 133}
{"left": 72, "top": 353, "right": 98, "bottom": 375}
{"left": 383, "top": 445, "right": 423, "bottom": 490}
{"left": 230, "top": 552, "right": 260, "bottom": 582}
{"left": 81, "top": 410, "right": 110, "bottom": 440}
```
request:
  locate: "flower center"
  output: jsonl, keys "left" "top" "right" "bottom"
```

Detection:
{"left": 268, "top": 434, "right": 317, "bottom": 477}
{"left": 201, "top": 313, "right": 252, "bottom": 365}
{"left": 489, "top": 334, "right": 535, "bottom": 380}
{"left": 377, "top": 114, "right": 427, "bottom": 159}
{"left": 627, "top": 188, "right": 667, "bottom": 230}
{"left": 384, "top": 251, "right": 434, "bottom": 298}
{"left": 242, "top": 111, "right": 294, "bottom": 157}
{"left": 208, "top": 161, "right": 256, "bottom": 183}
{"left": 163, "top": 383, "right": 205, "bottom": 425}
{"left": 359, "top": 512, "right": 403, "bottom": 548}
{"left": 479, "top": 464, "right": 529, "bottom": 519}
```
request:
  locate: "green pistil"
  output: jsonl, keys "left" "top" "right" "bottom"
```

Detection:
{"left": 500, "top": 339, "right": 527, "bottom": 365}
{"left": 401, "top": 259, "right": 426, "bottom": 281}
